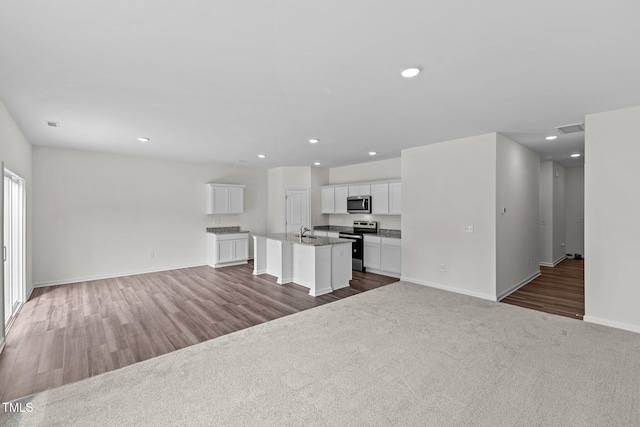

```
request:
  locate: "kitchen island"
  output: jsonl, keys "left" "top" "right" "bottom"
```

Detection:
{"left": 252, "top": 233, "right": 353, "bottom": 296}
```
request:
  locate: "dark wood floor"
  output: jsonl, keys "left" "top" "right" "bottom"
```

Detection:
{"left": 0, "top": 262, "right": 398, "bottom": 402}
{"left": 501, "top": 259, "right": 584, "bottom": 320}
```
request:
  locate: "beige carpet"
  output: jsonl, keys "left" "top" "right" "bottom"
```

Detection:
{"left": 3, "top": 282, "right": 640, "bottom": 426}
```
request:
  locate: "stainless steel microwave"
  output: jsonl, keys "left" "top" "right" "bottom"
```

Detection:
{"left": 347, "top": 195, "right": 371, "bottom": 214}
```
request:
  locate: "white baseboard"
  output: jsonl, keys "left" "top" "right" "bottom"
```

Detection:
{"left": 400, "top": 276, "right": 496, "bottom": 301}
{"left": 365, "top": 267, "right": 400, "bottom": 279}
{"left": 540, "top": 255, "right": 567, "bottom": 268}
{"left": 583, "top": 316, "right": 640, "bottom": 334}
{"left": 497, "top": 271, "right": 541, "bottom": 301}
{"left": 33, "top": 263, "right": 206, "bottom": 288}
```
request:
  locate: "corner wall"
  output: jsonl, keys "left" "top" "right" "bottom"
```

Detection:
{"left": 584, "top": 105, "right": 640, "bottom": 333}
{"left": 495, "top": 134, "right": 540, "bottom": 298}
{"left": 33, "top": 146, "right": 267, "bottom": 286}
{"left": 401, "top": 134, "right": 497, "bottom": 300}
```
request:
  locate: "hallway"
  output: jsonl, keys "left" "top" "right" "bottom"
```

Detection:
{"left": 501, "top": 259, "right": 584, "bottom": 320}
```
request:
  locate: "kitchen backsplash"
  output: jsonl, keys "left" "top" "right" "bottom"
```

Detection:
{"left": 326, "top": 214, "right": 401, "bottom": 230}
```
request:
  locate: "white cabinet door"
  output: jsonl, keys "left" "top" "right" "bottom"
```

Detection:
{"left": 234, "top": 239, "right": 248, "bottom": 260}
{"left": 217, "top": 240, "right": 234, "bottom": 263}
{"left": 389, "top": 182, "right": 401, "bottom": 215}
{"left": 228, "top": 187, "right": 244, "bottom": 214}
{"left": 314, "top": 230, "right": 328, "bottom": 237}
{"left": 364, "top": 243, "right": 381, "bottom": 269}
{"left": 208, "top": 186, "right": 229, "bottom": 214}
{"left": 321, "top": 187, "right": 335, "bottom": 214}
{"left": 206, "top": 184, "right": 245, "bottom": 214}
{"left": 371, "top": 183, "right": 389, "bottom": 215}
{"left": 334, "top": 186, "right": 349, "bottom": 214}
{"left": 327, "top": 232, "right": 340, "bottom": 238}
{"left": 381, "top": 238, "right": 401, "bottom": 274}
{"left": 349, "top": 185, "right": 371, "bottom": 196}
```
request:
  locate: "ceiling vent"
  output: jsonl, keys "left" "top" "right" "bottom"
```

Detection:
{"left": 46, "top": 121, "right": 60, "bottom": 128}
{"left": 555, "top": 122, "right": 584, "bottom": 134}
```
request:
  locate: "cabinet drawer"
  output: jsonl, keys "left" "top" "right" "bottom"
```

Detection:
{"left": 215, "top": 233, "right": 248, "bottom": 241}
{"left": 381, "top": 237, "right": 401, "bottom": 246}
{"left": 363, "top": 235, "right": 381, "bottom": 244}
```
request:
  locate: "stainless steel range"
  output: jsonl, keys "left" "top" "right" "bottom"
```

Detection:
{"left": 338, "top": 220, "right": 378, "bottom": 271}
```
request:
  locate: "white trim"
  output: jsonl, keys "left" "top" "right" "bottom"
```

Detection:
{"left": 497, "top": 271, "right": 541, "bottom": 301}
{"left": 540, "top": 255, "right": 567, "bottom": 268}
{"left": 583, "top": 316, "right": 640, "bottom": 334}
{"left": 400, "top": 276, "right": 496, "bottom": 301}
{"left": 33, "top": 263, "right": 206, "bottom": 288}
{"left": 365, "top": 267, "right": 400, "bottom": 279}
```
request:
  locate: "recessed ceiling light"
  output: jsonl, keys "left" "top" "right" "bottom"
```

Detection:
{"left": 137, "top": 137, "right": 150, "bottom": 142}
{"left": 309, "top": 138, "right": 319, "bottom": 144}
{"left": 571, "top": 153, "right": 581, "bottom": 158}
{"left": 369, "top": 151, "right": 377, "bottom": 156}
{"left": 258, "top": 154, "right": 267, "bottom": 158}
{"left": 314, "top": 162, "right": 321, "bottom": 166}
{"left": 545, "top": 135, "right": 558, "bottom": 141}
{"left": 401, "top": 67, "right": 422, "bottom": 78}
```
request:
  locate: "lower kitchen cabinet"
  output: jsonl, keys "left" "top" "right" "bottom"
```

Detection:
{"left": 207, "top": 233, "right": 249, "bottom": 268}
{"left": 363, "top": 235, "right": 400, "bottom": 277}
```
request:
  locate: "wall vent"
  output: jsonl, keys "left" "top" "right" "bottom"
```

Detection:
{"left": 555, "top": 122, "right": 584, "bottom": 134}
{"left": 46, "top": 121, "right": 60, "bottom": 127}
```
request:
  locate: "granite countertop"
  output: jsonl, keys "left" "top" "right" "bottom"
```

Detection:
{"left": 313, "top": 225, "right": 401, "bottom": 239}
{"left": 206, "top": 226, "right": 250, "bottom": 235}
{"left": 253, "top": 232, "right": 353, "bottom": 247}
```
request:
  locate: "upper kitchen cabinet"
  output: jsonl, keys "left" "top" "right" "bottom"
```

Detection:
{"left": 206, "top": 183, "right": 245, "bottom": 214}
{"left": 389, "top": 181, "right": 401, "bottom": 215}
{"left": 371, "top": 183, "right": 390, "bottom": 215}
{"left": 321, "top": 187, "right": 335, "bottom": 214}
{"left": 321, "top": 180, "right": 400, "bottom": 215}
{"left": 348, "top": 184, "right": 371, "bottom": 197}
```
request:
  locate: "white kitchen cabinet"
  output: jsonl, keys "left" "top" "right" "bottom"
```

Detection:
{"left": 321, "top": 187, "right": 335, "bottom": 214}
{"left": 371, "top": 183, "right": 389, "bottom": 215}
{"left": 381, "top": 237, "right": 401, "bottom": 274}
{"left": 363, "top": 235, "right": 401, "bottom": 277}
{"left": 334, "top": 186, "right": 349, "bottom": 214}
{"left": 389, "top": 182, "right": 402, "bottom": 215}
{"left": 207, "top": 233, "right": 249, "bottom": 267}
{"left": 313, "top": 230, "right": 328, "bottom": 237}
{"left": 349, "top": 184, "right": 371, "bottom": 197}
{"left": 206, "top": 184, "right": 245, "bottom": 214}
{"left": 327, "top": 231, "right": 340, "bottom": 238}
{"left": 363, "top": 235, "right": 381, "bottom": 270}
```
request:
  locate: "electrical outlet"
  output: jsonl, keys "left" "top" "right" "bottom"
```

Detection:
{"left": 440, "top": 264, "right": 446, "bottom": 272}
{"left": 149, "top": 252, "right": 154, "bottom": 259}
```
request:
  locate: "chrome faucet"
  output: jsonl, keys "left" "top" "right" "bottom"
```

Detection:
{"left": 299, "top": 226, "right": 311, "bottom": 241}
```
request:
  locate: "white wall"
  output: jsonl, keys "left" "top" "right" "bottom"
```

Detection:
{"left": 584, "top": 105, "right": 640, "bottom": 333}
{"left": 565, "top": 167, "right": 584, "bottom": 256}
{"left": 539, "top": 162, "right": 553, "bottom": 265}
{"left": 552, "top": 163, "right": 567, "bottom": 263}
{"left": 327, "top": 158, "right": 402, "bottom": 230}
{"left": 33, "top": 146, "right": 267, "bottom": 285}
{"left": 495, "top": 134, "right": 540, "bottom": 299}
{"left": 267, "top": 166, "right": 319, "bottom": 233}
{"left": 0, "top": 100, "right": 33, "bottom": 342}
{"left": 310, "top": 168, "right": 329, "bottom": 227}
{"left": 401, "top": 134, "right": 497, "bottom": 300}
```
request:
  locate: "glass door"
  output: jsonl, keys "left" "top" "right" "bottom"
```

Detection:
{"left": 4, "top": 169, "right": 25, "bottom": 330}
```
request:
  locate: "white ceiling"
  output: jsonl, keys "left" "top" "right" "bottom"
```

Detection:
{"left": 2, "top": 1, "right": 639, "bottom": 169}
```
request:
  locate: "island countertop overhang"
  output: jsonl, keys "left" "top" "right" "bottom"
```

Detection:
{"left": 252, "top": 232, "right": 353, "bottom": 247}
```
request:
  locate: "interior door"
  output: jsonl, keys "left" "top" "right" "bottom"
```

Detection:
{"left": 3, "top": 169, "right": 26, "bottom": 330}
{"left": 285, "top": 189, "right": 309, "bottom": 233}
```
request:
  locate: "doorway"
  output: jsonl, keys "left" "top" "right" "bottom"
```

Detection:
{"left": 3, "top": 169, "right": 26, "bottom": 332}
{"left": 285, "top": 189, "right": 309, "bottom": 233}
